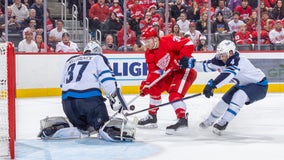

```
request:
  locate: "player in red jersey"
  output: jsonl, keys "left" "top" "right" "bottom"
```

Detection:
{"left": 137, "top": 27, "right": 197, "bottom": 134}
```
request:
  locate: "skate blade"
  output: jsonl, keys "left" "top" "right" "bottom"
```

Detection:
{"left": 137, "top": 123, "right": 158, "bottom": 129}
{"left": 212, "top": 128, "right": 222, "bottom": 136}
{"left": 165, "top": 127, "right": 188, "bottom": 135}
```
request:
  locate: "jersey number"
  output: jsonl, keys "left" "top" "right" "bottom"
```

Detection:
{"left": 65, "top": 61, "right": 90, "bottom": 83}
{"left": 173, "top": 36, "right": 181, "bottom": 42}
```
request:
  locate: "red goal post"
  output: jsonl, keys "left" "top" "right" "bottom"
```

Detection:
{"left": 0, "top": 42, "right": 15, "bottom": 159}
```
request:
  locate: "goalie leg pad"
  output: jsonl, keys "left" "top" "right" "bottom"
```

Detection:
{"left": 49, "top": 127, "right": 90, "bottom": 139}
{"left": 99, "top": 117, "right": 138, "bottom": 142}
{"left": 38, "top": 116, "right": 70, "bottom": 139}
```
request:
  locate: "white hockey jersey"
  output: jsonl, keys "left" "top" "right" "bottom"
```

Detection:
{"left": 268, "top": 28, "right": 284, "bottom": 44}
{"left": 60, "top": 54, "right": 116, "bottom": 99}
{"left": 56, "top": 41, "right": 80, "bottom": 53}
{"left": 228, "top": 20, "right": 245, "bottom": 33}
{"left": 194, "top": 52, "right": 266, "bottom": 88}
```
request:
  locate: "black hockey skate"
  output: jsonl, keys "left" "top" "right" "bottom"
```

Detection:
{"left": 166, "top": 115, "right": 188, "bottom": 135}
{"left": 137, "top": 114, "right": 158, "bottom": 128}
{"left": 212, "top": 122, "right": 228, "bottom": 136}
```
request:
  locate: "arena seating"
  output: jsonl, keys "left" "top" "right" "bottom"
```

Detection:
{"left": 236, "top": 44, "right": 253, "bottom": 51}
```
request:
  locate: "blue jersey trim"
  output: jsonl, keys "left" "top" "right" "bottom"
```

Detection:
{"left": 62, "top": 89, "right": 102, "bottom": 99}
{"left": 223, "top": 69, "right": 236, "bottom": 75}
{"left": 230, "top": 101, "right": 240, "bottom": 107}
{"left": 101, "top": 77, "right": 116, "bottom": 83}
{"left": 205, "top": 61, "right": 216, "bottom": 72}
{"left": 227, "top": 108, "right": 237, "bottom": 116}
{"left": 203, "top": 61, "right": 207, "bottom": 72}
{"left": 227, "top": 65, "right": 240, "bottom": 71}
{"left": 257, "top": 78, "right": 268, "bottom": 86}
{"left": 98, "top": 70, "right": 111, "bottom": 78}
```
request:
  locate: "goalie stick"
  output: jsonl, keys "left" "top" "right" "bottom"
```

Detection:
{"left": 115, "top": 87, "right": 129, "bottom": 110}
{"left": 125, "top": 93, "right": 202, "bottom": 116}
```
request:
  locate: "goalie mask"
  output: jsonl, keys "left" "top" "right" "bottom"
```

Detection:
{"left": 84, "top": 41, "right": 102, "bottom": 54}
{"left": 216, "top": 40, "right": 236, "bottom": 60}
{"left": 99, "top": 117, "right": 137, "bottom": 142}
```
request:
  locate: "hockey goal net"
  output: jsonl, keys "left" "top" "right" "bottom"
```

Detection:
{"left": 0, "top": 42, "right": 15, "bottom": 159}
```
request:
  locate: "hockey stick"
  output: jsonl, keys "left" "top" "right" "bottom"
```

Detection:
{"left": 125, "top": 68, "right": 172, "bottom": 109}
{"left": 125, "top": 93, "right": 202, "bottom": 116}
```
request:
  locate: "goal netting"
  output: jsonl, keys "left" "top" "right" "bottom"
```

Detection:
{"left": 0, "top": 42, "right": 15, "bottom": 159}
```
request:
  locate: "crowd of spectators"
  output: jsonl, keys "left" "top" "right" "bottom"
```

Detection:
{"left": 1, "top": 0, "right": 284, "bottom": 52}
{"left": 0, "top": 0, "right": 81, "bottom": 53}
{"left": 82, "top": 0, "right": 284, "bottom": 51}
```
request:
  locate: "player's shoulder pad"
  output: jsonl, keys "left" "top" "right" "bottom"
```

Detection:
{"left": 226, "top": 51, "right": 240, "bottom": 67}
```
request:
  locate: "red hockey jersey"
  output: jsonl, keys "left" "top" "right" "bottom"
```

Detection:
{"left": 235, "top": 31, "right": 253, "bottom": 44}
{"left": 144, "top": 35, "right": 194, "bottom": 72}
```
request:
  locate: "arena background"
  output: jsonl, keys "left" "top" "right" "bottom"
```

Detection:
{"left": 15, "top": 51, "right": 284, "bottom": 98}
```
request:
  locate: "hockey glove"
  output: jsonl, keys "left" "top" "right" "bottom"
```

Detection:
{"left": 203, "top": 79, "right": 216, "bottom": 98}
{"left": 108, "top": 91, "right": 123, "bottom": 112}
{"left": 179, "top": 56, "right": 196, "bottom": 69}
{"left": 140, "top": 80, "right": 150, "bottom": 97}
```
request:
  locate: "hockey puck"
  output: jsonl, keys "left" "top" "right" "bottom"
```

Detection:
{"left": 129, "top": 105, "right": 135, "bottom": 111}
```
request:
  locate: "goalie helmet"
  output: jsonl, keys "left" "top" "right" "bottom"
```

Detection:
{"left": 83, "top": 41, "right": 102, "bottom": 54}
{"left": 216, "top": 40, "right": 236, "bottom": 59}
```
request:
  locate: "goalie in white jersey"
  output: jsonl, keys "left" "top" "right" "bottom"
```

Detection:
{"left": 180, "top": 40, "right": 268, "bottom": 135}
{"left": 38, "top": 41, "right": 136, "bottom": 141}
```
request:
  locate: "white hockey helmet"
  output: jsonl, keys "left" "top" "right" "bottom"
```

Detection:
{"left": 83, "top": 41, "right": 102, "bottom": 54}
{"left": 216, "top": 40, "right": 236, "bottom": 59}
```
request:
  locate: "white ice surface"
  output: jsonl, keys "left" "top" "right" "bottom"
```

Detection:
{"left": 15, "top": 93, "right": 284, "bottom": 160}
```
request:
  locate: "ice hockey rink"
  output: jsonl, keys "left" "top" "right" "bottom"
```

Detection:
{"left": 15, "top": 93, "right": 284, "bottom": 160}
